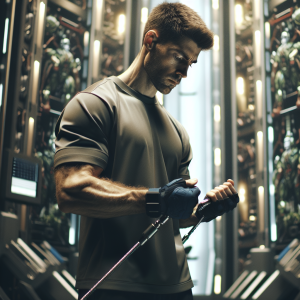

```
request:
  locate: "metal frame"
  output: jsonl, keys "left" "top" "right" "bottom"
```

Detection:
{"left": 221, "top": 0, "right": 239, "bottom": 291}
{"left": 252, "top": 0, "right": 269, "bottom": 248}
{"left": 129, "top": 0, "right": 142, "bottom": 64}
{"left": 4, "top": 0, "right": 28, "bottom": 153}
{"left": 123, "top": 0, "right": 132, "bottom": 70}
{"left": 23, "top": 0, "right": 47, "bottom": 156}
{"left": 0, "top": 0, "right": 16, "bottom": 191}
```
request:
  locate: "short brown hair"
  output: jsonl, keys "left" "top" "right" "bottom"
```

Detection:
{"left": 143, "top": 2, "right": 214, "bottom": 50}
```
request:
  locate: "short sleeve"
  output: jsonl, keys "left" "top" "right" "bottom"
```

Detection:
{"left": 54, "top": 92, "right": 113, "bottom": 169}
{"left": 178, "top": 126, "right": 193, "bottom": 180}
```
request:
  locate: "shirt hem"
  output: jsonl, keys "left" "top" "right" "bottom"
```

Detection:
{"left": 54, "top": 147, "right": 108, "bottom": 169}
{"left": 75, "top": 278, "right": 194, "bottom": 294}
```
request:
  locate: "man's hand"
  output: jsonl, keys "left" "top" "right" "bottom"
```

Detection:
{"left": 205, "top": 179, "right": 236, "bottom": 201}
{"left": 150, "top": 178, "right": 200, "bottom": 219}
{"left": 196, "top": 179, "right": 239, "bottom": 222}
{"left": 185, "top": 178, "right": 198, "bottom": 187}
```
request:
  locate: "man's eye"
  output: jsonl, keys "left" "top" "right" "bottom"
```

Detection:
{"left": 174, "top": 55, "right": 184, "bottom": 61}
{"left": 174, "top": 54, "right": 193, "bottom": 67}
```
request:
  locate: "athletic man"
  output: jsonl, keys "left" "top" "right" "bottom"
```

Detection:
{"left": 54, "top": 3, "right": 237, "bottom": 300}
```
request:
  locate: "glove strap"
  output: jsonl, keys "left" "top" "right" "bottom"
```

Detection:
{"left": 146, "top": 188, "right": 161, "bottom": 218}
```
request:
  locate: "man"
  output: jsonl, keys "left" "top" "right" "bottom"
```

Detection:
{"left": 54, "top": 3, "right": 237, "bottom": 300}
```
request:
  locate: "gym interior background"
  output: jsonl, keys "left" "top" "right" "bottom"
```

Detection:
{"left": 0, "top": 0, "right": 300, "bottom": 299}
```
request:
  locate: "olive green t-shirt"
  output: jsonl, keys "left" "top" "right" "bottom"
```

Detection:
{"left": 54, "top": 76, "right": 194, "bottom": 294}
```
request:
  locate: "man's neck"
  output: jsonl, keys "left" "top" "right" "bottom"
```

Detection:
{"left": 118, "top": 48, "right": 157, "bottom": 98}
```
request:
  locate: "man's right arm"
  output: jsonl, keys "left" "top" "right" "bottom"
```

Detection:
{"left": 55, "top": 163, "right": 148, "bottom": 218}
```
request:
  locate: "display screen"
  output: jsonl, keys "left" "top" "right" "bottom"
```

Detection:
{"left": 11, "top": 157, "right": 38, "bottom": 198}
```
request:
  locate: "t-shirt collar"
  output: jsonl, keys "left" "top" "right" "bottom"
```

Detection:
{"left": 111, "top": 76, "right": 158, "bottom": 105}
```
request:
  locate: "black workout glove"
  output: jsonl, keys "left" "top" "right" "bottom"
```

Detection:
{"left": 196, "top": 193, "right": 239, "bottom": 222}
{"left": 146, "top": 178, "right": 200, "bottom": 219}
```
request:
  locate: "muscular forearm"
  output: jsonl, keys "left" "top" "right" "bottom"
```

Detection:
{"left": 55, "top": 164, "right": 147, "bottom": 218}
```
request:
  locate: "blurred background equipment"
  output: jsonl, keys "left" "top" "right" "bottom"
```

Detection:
{"left": 1, "top": 0, "right": 300, "bottom": 299}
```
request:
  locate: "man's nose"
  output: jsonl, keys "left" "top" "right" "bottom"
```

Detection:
{"left": 176, "top": 67, "right": 188, "bottom": 78}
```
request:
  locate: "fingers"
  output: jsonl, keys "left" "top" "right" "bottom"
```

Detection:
{"left": 227, "top": 179, "right": 235, "bottom": 186}
{"left": 201, "top": 179, "right": 238, "bottom": 203}
{"left": 205, "top": 191, "right": 218, "bottom": 202}
{"left": 220, "top": 185, "right": 233, "bottom": 196}
{"left": 205, "top": 180, "right": 235, "bottom": 202}
{"left": 205, "top": 189, "right": 224, "bottom": 202}
{"left": 185, "top": 178, "right": 198, "bottom": 187}
{"left": 214, "top": 186, "right": 228, "bottom": 198}
{"left": 223, "top": 180, "right": 237, "bottom": 194}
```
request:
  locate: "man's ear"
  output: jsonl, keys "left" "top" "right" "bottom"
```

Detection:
{"left": 143, "top": 30, "right": 158, "bottom": 51}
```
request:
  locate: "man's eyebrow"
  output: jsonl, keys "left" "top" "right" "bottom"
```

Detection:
{"left": 172, "top": 48, "right": 198, "bottom": 64}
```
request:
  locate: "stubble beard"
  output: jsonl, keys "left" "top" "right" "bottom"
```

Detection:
{"left": 144, "top": 57, "right": 173, "bottom": 95}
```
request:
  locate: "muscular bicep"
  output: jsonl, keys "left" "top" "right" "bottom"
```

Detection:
{"left": 55, "top": 163, "right": 103, "bottom": 195}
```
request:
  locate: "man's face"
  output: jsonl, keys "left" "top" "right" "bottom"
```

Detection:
{"left": 144, "top": 35, "right": 201, "bottom": 94}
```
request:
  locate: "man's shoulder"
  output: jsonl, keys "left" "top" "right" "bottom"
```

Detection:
{"left": 83, "top": 77, "right": 115, "bottom": 93}
{"left": 78, "top": 76, "right": 120, "bottom": 109}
